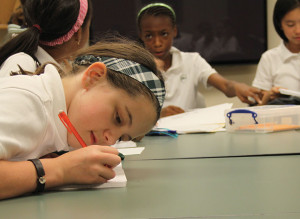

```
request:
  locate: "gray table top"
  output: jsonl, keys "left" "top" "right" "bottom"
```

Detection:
{"left": 127, "top": 130, "right": 300, "bottom": 160}
{"left": 1, "top": 155, "right": 300, "bottom": 218}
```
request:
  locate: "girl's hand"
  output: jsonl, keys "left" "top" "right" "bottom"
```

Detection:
{"left": 233, "top": 82, "right": 263, "bottom": 105}
{"left": 0, "top": 146, "right": 120, "bottom": 199}
{"left": 55, "top": 145, "right": 121, "bottom": 185}
{"left": 207, "top": 74, "right": 263, "bottom": 105}
{"left": 259, "top": 87, "right": 281, "bottom": 105}
{"left": 160, "top": 105, "right": 185, "bottom": 117}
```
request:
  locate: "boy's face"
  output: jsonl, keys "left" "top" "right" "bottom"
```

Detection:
{"left": 66, "top": 71, "right": 157, "bottom": 148}
{"left": 139, "top": 15, "right": 177, "bottom": 61}
{"left": 281, "top": 7, "right": 300, "bottom": 51}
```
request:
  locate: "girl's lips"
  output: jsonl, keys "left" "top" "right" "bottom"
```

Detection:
{"left": 90, "top": 131, "right": 96, "bottom": 145}
{"left": 154, "top": 51, "right": 164, "bottom": 56}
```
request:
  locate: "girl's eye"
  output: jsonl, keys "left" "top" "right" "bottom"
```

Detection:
{"left": 285, "top": 22, "right": 295, "bottom": 27}
{"left": 116, "top": 112, "right": 121, "bottom": 124}
{"left": 145, "top": 34, "right": 152, "bottom": 40}
{"left": 162, "top": 32, "right": 168, "bottom": 37}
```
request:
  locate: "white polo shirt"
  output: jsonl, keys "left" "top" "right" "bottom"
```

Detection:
{"left": 0, "top": 64, "right": 68, "bottom": 161}
{"left": 0, "top": 46, "right": 58, "bottom": 77}
{"left": 162, "top": 47, "right": 216, "bottom": 111}
{"left": 252, "top": 41, "right": 300, "bottom": 91}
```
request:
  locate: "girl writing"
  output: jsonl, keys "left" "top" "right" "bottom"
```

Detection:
{"left": 0, "top": 38, "right": 165, "bottom": 200}
{"left": 137, "top": 3, "right": 262, "bottom": 117}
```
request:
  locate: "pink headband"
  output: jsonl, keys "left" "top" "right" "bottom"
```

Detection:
{"left": 40, "top": 0, "right": 88, "bottom": 46}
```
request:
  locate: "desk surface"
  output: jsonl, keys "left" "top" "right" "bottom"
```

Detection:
{"left": 128, "top": 130, "right": 300, "bottom": 160}
{"left": 1, "top": 155, "right": 300, "bottom": 218}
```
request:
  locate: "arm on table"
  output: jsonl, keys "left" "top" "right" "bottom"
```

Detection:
{"left": 0, "top": 145, "right": 120, "bottom": 200}
{"left": 208, "top": 73, "right": 262, "bottom": 105}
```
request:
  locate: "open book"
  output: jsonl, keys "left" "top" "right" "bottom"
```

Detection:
{"left": 56, "top": 163, "right": 127, "bottom": 190}
{"left": 155, "top": 103, "right": 233, "bottom": 134}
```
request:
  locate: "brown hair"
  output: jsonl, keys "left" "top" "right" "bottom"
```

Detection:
{"left": 15, "top": 36, "right": 164, "bottom": 121}
{"left": 69, "top": 37, "right": 164, "bottom": 121}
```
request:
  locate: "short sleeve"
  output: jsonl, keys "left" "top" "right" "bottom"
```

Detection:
{"left": 0, "top": 87, "right": 47, "bottom": 160}
{"left": 252, "top": 53, "right": 274, "bottom": 91}
{"left": 193, "top": 54, "right": 216, "bottom": 88}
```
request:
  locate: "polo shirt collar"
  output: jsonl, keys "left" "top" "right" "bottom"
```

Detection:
{"left": 35, "top": 46, "right": 60, "bottom": 66}
{"left": 168, "top": 46, "right": 181, "bottom": 70}
{"left": 280, "top": 41, "right": 300, "bottom": 61}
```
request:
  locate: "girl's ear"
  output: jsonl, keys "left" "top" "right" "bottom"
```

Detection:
{"left": 81, "top": 62, "right": 107, "bottom": 89}
{"left": 74, "top": 27, "right": 82, "bottom": 46}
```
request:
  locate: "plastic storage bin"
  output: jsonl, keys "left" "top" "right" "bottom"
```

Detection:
{"left": 225, "top": 105, "right": 300, "bottom": 133}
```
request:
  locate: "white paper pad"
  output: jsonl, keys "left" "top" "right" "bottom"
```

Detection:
{"left": 118, "top": 147, "right": 145, "bottom": 155}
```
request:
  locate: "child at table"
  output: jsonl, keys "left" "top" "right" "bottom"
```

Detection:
{"left": 0, "top": 0, "right": 92, "bottom": 76}
{"left": 252, "top": 0, "right": 300, "bottom": 105}
{"left": 0, "top": 38, "right": 165, "bottom": 200}
{"left": 136, "top": 3, "right": 262, "bottom": 117}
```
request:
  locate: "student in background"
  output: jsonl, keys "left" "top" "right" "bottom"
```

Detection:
{"left": 0, "top": 38, "right": 165, "bottom": 200}
{"left": 253, "top": 0, "right": 300, "bottom": 105}
{"left": 137, "top": 3, "right": 262, "bottom": 117}
{"left": 0, "top": 0, "right": 92, "bottom": 76}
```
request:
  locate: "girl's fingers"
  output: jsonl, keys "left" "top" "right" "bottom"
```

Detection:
{"left": 98, "top": 146, "right": 121, "bottom": 167}
{"left": 261, "top": 92, "right": 272, "bottom": 105}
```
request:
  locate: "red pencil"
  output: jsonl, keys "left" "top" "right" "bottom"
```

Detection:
{"left": 58, "top": 110, "right": 125, "bottom": 160}
{"left": 58, "top": 111, "right": 87, "bottom": 147}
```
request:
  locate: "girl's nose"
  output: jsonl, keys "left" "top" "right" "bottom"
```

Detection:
{"left": 153, "top": 37, "right": 162, "bottom": 47}
{"left": 103, "top": 130, "right": 119, "bottom": 146}
{"left": 295, "top": 23, "right": 300, "bottom": 33}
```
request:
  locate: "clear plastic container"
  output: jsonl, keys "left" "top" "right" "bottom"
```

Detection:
{"left": 225, "top": 105, "right": 300, "bottom": 133}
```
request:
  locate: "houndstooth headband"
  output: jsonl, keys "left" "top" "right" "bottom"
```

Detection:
{"left": 74, "top": 55, "right": 165, "bottom": 108}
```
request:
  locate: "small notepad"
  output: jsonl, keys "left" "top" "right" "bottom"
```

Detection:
{"left": 56, "top": 163, "right": 127, "bottom": 190}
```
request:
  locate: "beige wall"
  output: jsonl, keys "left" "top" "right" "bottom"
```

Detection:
{"left": 201, "top": 0, "right": 281, "bottom": 108}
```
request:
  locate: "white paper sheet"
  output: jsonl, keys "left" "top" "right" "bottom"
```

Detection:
{"left": 155, "top": 103, "right": 233, "bottom": 133}
{"left": 118, "top": 147, "right": 145, "bottom": 155}
{"left": 113, "top": 140, "right": 137, "bottom": 148}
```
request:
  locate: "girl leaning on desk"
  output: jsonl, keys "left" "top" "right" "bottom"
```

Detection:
{"left": 0, "top": 37, "right": 166, "bottom": 200}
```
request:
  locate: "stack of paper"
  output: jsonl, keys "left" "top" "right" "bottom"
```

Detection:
{"left": 155, "top": 103, "right": 233, "bottom": 134}
{"left": 55, "top": 141, "right": 147, "bottom": 191}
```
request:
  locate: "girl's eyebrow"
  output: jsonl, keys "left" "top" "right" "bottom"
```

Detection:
{"left": 125, "top": 106, "right": 132, "bottom": 126}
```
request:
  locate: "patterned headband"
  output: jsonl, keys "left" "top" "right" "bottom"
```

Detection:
{"left": 40, "top": 0, "right": 88, "bottom": 46}
{"left": 74, "top": 55, "right": 165, "bottom": 108}
{"left": 137, "top": 3, "right": 176, "bottom": 21}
